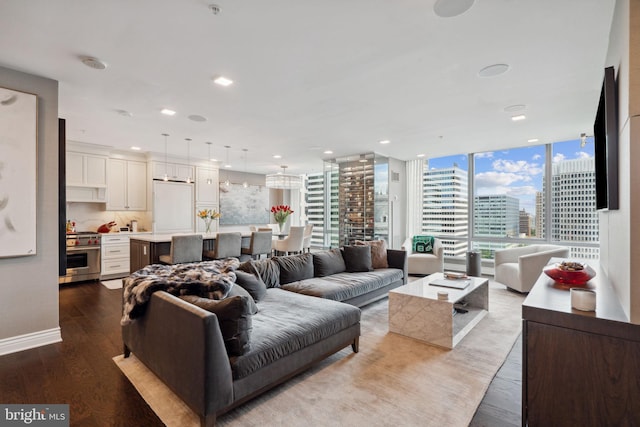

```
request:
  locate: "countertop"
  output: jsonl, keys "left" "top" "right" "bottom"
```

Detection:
{"left": 129, "top": 232, "right": 250, "bottom": 243}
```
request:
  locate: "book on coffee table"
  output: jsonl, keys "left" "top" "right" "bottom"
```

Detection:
{"left": 429, "top": 278, "right": 471, "bottom": 290}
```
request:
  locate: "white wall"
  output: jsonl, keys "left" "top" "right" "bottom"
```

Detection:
{"left": 600, "top": 0, "right": 640, "bottom": 323}
{"left": 0, "top": 66, "right": 60, "bottom": 352}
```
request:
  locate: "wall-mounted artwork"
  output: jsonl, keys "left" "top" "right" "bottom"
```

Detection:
{"left": 0, "top": 87, "right": 37, "bottom": 258}
{"left": 219, "top": 183, "right": 269, "bottom": 225}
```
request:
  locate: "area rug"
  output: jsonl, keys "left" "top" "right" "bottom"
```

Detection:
{"left": 113, "top": 280, "right": 525, "bottom": 427}
{"left": 101, "top": 279, "right": 123, "bottom": 290}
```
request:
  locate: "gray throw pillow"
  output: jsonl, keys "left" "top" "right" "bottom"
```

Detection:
{"left": 275, "top": 253, "right": 314, "bottom": 284}
{"left": 227, "top": 284, "right": 259, "bottom": 314}
{"left": 180, "top": 295, "right": 252, "bottom": 356}
{"left": 342, "top": 245, "right": 373, "bottom": 273}
{"left": 234, "top": 267, "right": 267, "bottom": 302}
{"left": 313, "top": 248, "right": 347, "bottom": 277}
{"left": 238, "top": 258, "right": 280, "bottom": 288}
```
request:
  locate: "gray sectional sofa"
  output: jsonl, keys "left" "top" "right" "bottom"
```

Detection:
{"left": 122, "top": 246, "right": 407, "bottom": 427}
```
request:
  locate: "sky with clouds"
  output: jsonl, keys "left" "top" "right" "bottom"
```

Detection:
{"left": 428, "top": 138, "right": 595, "bottom": 214}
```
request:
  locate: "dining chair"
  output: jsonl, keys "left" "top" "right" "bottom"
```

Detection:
{"left": 241, "top": 231, "right": 273, "bottom": 260}
{"left": 203, "top": 232, "right": 242, "bottom": 260}
{"left": 159, "top": 234, "right": 203, "bottom": 264}
{"left": 272, "top": 226, "right": 305, "bottom": 256}
{"left": 302, "top": 223, "right": 314, "bottom": 253}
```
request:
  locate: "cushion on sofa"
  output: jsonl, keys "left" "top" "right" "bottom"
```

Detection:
{"left": 227, "top": 284, "right": 259, "bottom": 314}
{"left": 281, "top": 269, "right": 404, "bottom": 301}
{"left": 234, "top": 263, "right": 268, "bottom": 302}
{"left": 355, "top": 240, "right": 388, "bottom": 269}
{"left": 313, "top": 249, "right": 346, "bottom": 277}
{"left": 179, "top": 295, "right": 253, "bottom": 356}
{"left": 238, "top": 258, "right": 280, "bottom": 288}
{"left": 230, "top": 288, "right": 361, "bottom": 379}
{"left": 342, "top": 246, "right": 373, "bottom": 272}
{"left": 412, "top": 235, "right": 434, "bottom": 253}
{"left": 275, "top": 253, "right": 314, "bottom": 285}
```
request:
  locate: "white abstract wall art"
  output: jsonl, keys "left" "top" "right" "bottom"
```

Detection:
{"left": 219, "top": 183, "right": 269, "bottom": 225}
{"left": 0, "top": 86, "right": 37, "bottom": 257}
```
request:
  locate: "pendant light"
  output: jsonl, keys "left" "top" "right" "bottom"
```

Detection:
{"left": 162, "top": 133, "right": 169, "bottom": 181}
{"left": 224, "top": 145, "right": 231, "bottom": 186}
{"left": 205, "top": 142, "right": 213, "bottom": 185}
{"left": 185, "top": 138, "right": 192, "bottom": 183}
{"left": 242, "top": 148, "right": 249, "bottom": 188}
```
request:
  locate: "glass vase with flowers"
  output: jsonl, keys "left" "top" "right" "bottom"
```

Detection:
{"left": 197, "top": 209, "right": 221, "bottom": 234}
{"left": 271, "top": 205, "right": 294, "bottom": 233}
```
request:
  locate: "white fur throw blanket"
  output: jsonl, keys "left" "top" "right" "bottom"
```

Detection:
{"left": 121, "top": 258, "right": 240, "bottom": 325}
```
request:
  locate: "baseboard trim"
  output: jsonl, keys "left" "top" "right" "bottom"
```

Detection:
{"left": 0, "top": 327, "right": 62, "bottom": 356}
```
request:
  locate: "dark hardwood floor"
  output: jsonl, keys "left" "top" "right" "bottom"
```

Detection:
{"left": 0, "top": 281, "right": 163, "bottom": 426}
{"left": 0, "top": 280, "right": 522, "bottom": 426}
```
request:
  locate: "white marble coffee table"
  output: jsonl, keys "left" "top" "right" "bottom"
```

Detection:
{"left": 388, "top": 273, "right": 489, "bottom": 349}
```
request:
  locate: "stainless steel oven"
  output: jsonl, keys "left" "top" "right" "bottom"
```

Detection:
{"left": 59, "top": 232, "right": 101, "bottom": 284}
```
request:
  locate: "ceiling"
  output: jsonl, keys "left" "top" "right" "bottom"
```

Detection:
{"left": 0, "top": 0, "right": 615, "bottom": 175}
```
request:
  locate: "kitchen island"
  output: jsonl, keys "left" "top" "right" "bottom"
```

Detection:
{"left": 129, "top": 233, "right": 251, "bottom": 273}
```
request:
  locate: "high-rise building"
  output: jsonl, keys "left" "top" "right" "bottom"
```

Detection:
{"left": 422, "top": 165, "right": 468, "bottom": 257}
{"left": 474, "top": 195, "right": 519, "bottom": 237}
{"left": 535, "top": 191, "right": 544, "bottom": 239}
{"left": 551, "top": 158, "right": 599, "bottom": 259}
{"left": 304, "top": 172, "right": 327, "bottom": 248}
{"left": 519, "top": 209, "right": 531, "bottom": 236}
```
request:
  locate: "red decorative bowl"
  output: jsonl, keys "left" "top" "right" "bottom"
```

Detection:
{"left": 543, "top": 262, "right": 596, "bottom": 286}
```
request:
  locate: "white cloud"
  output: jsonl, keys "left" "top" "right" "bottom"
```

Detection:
{"left": 475, "top": 171, "right": 528, "bottom": 189}
{"left": 475, "top": 152, "right": 494, "bottom": 159}
{"left": 492, "top": 159, "right": 543, "bottom": 176}
{"left": 506, "top": 185, "right": 538, "bottom": 197}
{"left": 575, "top": 151, "right": 593, "bottom": 159}
{"left": 532, "top": 154, "right": 542, "bottom": 160}
{"left": 553, "top": 153, "right": 566, "bottom": 163}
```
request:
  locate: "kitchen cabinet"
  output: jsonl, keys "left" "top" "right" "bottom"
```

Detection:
{"left": 101, "top": 234, "right": 130, "bottom": 280}
{"left": 152, "top": 161, "right": 193, "bottom": 182}
{"left": 66, "top": 151, "right": 107, "bottom": 202}
{"left": 107, "top": 159, "right": 147, "bottom": 211}
{"left": 196, "top": 167, "right": 219, "bottom": 203}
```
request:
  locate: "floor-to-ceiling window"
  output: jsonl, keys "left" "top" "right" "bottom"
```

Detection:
{"left": 422, "top": 138, "right": 599, "bottom": 262}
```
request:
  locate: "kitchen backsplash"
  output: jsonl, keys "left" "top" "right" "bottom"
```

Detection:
{"left": 67, "top": 202, "right": 151, "bottom": 233}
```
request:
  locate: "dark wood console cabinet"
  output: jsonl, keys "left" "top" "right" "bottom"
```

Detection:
{"left": 522, "top": 262, "right": 640, "bottom": 426}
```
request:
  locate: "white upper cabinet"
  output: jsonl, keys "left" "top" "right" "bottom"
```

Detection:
{"left": 196, "top": 167, "right": 219, "bottom": 203}
{"left": 66, "top": 152, "right": 107, "bottom": 187}
{"left": 107, "top": 159, "right": 147, "bottom": 210}
{"left": 151, "top": 161, "right": 194, "bottom": 182}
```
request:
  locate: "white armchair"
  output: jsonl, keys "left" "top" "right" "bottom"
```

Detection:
{"left": 494, "top": 244, "right": 570, "bottom": 293}
{"left": 401, "top": 237, "right": 444, "bottom": 275}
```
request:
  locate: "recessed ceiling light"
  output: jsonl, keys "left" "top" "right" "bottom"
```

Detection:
{"left": 504, "top": 104, "right": 526, "bottom": 112}
{"left": 273, "top": 155, "right": 282, "bottom": 159}
{"left": 379, "top": 140, "right": 391, "bottom": 144}
{"left": 161, "top": 108, "right": 176, "bottom": 116}
{"left": 324, "top": 150, "right": 333, "bottom": 154}
{"left": 478, "top": 64, "right": 510, "bottom": 78}
{"left": 213, "top": 76, "right": 233, "bottom": 87}
{"left": 527, "top": 138, "right": 539, "bottom": 143}
{"left": 433, "top": 0, "right": 475, "bottom": 18}
{"left": 80, "top": 55, "right": 107, "bottom": 70}
{"left": 225, "top": 164, "right": 232, "bottom": 168}
{"left": 188, "top": 114, "right": 207, "bottom": 122}
{"left": 417, "top": 154, "right": 425, "bottom": 158}
{"left": 511, "top": 115, "right": 526, "bottom": 121}
{"left": 130, "top": 146, "right": 141, "bottom": 151}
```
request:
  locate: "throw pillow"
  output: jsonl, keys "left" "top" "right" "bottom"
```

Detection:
{"left": 238, "top": 258, "right": 280, "bottom": 288}
{"left": 227, "top": 284, "right": 259, "bottom": 314}
{"left": 179, "top": 295, "right": 252, "bottom": 356}
{"left": 412, "top": 235, "right": 435, "bottom": 253}
{"left": 234, "top": 268, "right": 267, "bottom": 303}
{"left": 275, "top": 253, "right": 314, "bottom": 285}
{"left": 312, "top": 248, "right": 347, "bottom": 277}
{"left": 355, "top": 240, "right": 388, "bottom": 269}
{"left": 342, "top": 245, "right": 373, "bottom": 273}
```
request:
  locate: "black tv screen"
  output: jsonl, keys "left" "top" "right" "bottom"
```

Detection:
{"left": 593, "top": 66, "right": 618, "bottom": 211}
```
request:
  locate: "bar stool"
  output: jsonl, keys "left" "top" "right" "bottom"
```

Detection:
{"left": 203, "top": 232, "right": 242, "bottom": 260}
{"left": 159, "top": 234, "right": 203, "bottom": 264}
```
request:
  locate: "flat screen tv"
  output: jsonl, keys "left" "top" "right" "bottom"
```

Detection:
{"left": 593, "top": 66, "right": 619, "bottom": 211}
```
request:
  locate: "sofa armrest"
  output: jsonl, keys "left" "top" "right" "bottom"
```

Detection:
{"left": 122, "top": 291, "right": 234, "bottom": 418}
{"left": 387, "top": 249, "right": 408, "bottom": 284}
{"left": 401, "top": 238, "right": 413, "bottom": 254}
{"left": 518, "top": 247, "right": 570, "bottom": 285}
